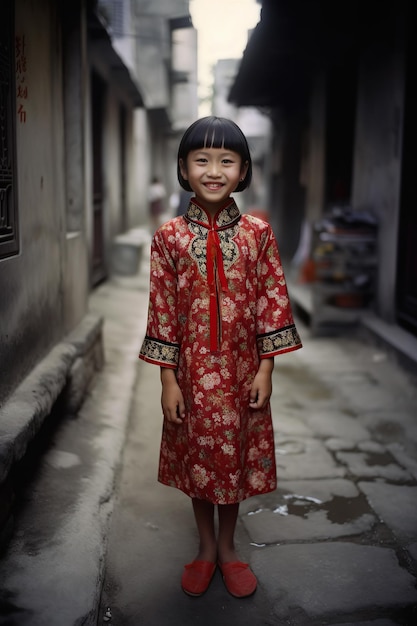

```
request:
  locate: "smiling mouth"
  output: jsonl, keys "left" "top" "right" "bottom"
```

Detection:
{"left": 204, "top": 183, "right": 223, "bottom": 190}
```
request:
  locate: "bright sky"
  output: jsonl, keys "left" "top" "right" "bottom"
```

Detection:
{"left": 189, "top": 0, "right": 261, "bottom": 115}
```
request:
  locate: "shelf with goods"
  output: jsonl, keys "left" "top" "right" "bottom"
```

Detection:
{"left": 310, "top": 208, "right": 378, "bottom": 334}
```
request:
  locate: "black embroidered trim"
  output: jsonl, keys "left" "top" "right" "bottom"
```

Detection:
{"left": 185, "top": 199, "right": 241, "bottom": 230}
{"left": 257, "top": 325, "right": 302, "bottom": 356}
{"left": 188, "top": 221, "right": 240, "bottom": 279}
{"left": 140, "top": 336, "right": 179, "bottom": 366}
{"left": 185, "top": 202, "right": 208, "bottom": 225}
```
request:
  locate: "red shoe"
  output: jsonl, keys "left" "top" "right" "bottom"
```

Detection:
{"left": 218, "top": 561, "right": 257, "bottom": 598}
{"left": 181, "top": 560, "right": 216, "bottom": 596}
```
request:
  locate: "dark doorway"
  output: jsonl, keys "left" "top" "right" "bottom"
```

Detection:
{"left": 397, "top": 22, "right": 417, "bottom": 336}
{"left": 91, "top": 71, "right": 107, "bottom": 285}
{"left": 325, "top": 60, "right": 357, "bottom": 208}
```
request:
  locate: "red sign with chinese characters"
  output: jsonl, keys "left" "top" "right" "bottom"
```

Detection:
{"left": 15, "top": 35, "right": 28, "bottom": 123}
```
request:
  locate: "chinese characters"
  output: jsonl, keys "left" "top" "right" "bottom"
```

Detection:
{"left": 15, "top": 35, "right": 28, "bottom": 123}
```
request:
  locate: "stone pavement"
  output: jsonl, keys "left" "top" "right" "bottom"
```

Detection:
{"left": 0, "top": 268, "right": 151, "bottom": 626}
{"left": 0, "top": 244, "right": 417, "bottom": 625}
{"left": 239, "top": 336, "right": 417, "bottom": 624}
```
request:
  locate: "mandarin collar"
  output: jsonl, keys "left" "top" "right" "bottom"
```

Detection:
{"left": 184, "top": 198, "right": 241, "bottom": 230}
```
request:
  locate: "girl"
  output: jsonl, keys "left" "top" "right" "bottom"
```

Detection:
{"left": 139, "top": 116, "right": 302, "bottom": 598}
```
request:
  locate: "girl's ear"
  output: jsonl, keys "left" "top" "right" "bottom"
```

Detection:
{"left": 241, "top": 160, "right": 249, "bottom": 181}
{"left": 179, "top": 158, "right": 188, "bottom": 180}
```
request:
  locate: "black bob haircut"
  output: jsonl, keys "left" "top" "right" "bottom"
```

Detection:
{"left": 177, "top": 116, "right": 252, "bottom": 193}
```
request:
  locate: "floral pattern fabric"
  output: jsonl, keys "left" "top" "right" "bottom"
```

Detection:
{"left": 140, "top": 198, "right": 302, "bottom": 505}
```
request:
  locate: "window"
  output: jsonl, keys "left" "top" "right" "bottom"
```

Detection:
{"left": 0, "top": 0, "right": 19, "bottom": 259}
{"left": 99, "top": 0, "right": 126, "bottom": 37}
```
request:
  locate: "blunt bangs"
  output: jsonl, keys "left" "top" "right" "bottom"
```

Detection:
{"left": 177, "top": 116, "right": 252, "bottom": 192}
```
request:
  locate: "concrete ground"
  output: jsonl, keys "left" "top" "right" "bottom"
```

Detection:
{"left": 0, "top": 247, "right": 417, "bottom": 625}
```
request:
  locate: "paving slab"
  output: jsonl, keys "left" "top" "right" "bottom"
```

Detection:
{"left": 325, "top": 437, "right": 357, "bottom": 451}
{"left": 364, "top": 413, "right": 417, "bottom": 482}
{"left": 252, "top": 542, "right": 417, "bottom": 622}
{"left": 275, "top": 437, "right": 346, "bottom": 480}
{"left": 240, "top": 478, "right": 360, "bottom": 514}
{"left": 358, "top": 482, "right": 417, "bottom": 544}
{"left": 338, "top": 619, "right": 398, "bottom": 626}
{"left": 336, "top": 451, "right": 412, "bottom": 481}
{"left": 272, "top": 412, "right": 313, "bottom": 437}
{"left": 278, "top": 477, "right": 360, "bottom": 498}
{"left": 241, "top": 479, "right": 376, "bottom": 544}
{"left": 325, "top": 439, "right": 387, "bottom": 454}
{"left": 387, "top": 442, "right": 417, "bottom": 481}
{"left": 338, "top": 376, "right": 412, "bottom": 413}
{"left": 357, "top": 441, "right": 386, "bottom": 453}
{"left": 362, "top": 411, "right": 417, "bottom": 462}
{"left": 306, "top": 410, "right": 370, "bottom": 441}
{"left": 243, "top": 507, "right": 376, "bottom": 543}
{"left": 272, "top": 360, "right": 337, "bottom": 410}
{"left": 291, "top": 340, "right": 353, "bottom": 370}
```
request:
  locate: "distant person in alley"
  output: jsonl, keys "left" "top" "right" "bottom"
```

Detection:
{"left": 148, "top": 175, "right": 167, "bottom": 231}
{"left": 139, "top": 116, "right": 302, "bottom": 599}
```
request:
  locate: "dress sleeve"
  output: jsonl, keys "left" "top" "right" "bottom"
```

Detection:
{"left": 139, "top": 228, "right": 180, "bottom": 368}
{"left": 256, "top": 225, "right": 302, "bottom": 358}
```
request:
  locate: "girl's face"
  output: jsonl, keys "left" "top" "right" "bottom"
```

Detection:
{"left": 179, "top": 147, "right": 248, "bottom": 215}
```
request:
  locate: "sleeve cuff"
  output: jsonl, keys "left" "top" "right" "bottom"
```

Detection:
{"left": 139, "top": 336, "right": 180, "bottom": 367}
{"left": 257, "top": 325, "right": 302, "bottom": 357}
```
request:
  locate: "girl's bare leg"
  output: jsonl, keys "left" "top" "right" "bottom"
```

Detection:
{"left": 192, "top": 498, "right": 217, "bottom": 562}
{"left": 217, "top": 503, "right": 240, "bottom": 563}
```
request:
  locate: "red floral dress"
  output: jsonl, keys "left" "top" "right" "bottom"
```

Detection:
{"left": 139, "top": 198, "right": 302, "bottom": 505}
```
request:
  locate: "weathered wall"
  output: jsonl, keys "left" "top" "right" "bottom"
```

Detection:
{"left": 132, "top": 108, "right": 152, "bottom": 225}
{"left": 63, "top": 233, "right": 90, "bottom": 332}
{"left": 305, "top": 71, "right": 326, "bottom": 224}
{"left": 269, "top": 109, "right": 306, "bottom": 262}
{"left": 89, "top": 45, "right": 148, "bottom": 239}
{"left": 352, "top": 24, "right": 405, "bottom": 321}
{"left": 0, "top": 0, "right": 84, "bottom": 404}
{"left": 103, "top": 93, "right": 123, "bottom": 242}
{"left": 62, "top": 2, "right": 90, "bottom": 331}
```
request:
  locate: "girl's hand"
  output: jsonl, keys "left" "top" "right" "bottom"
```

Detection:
{"left": 160, "top": 368, "right": 186, "bottom": 424}
{"left": 249, "top": 358, "right": 274, "bottom": 410}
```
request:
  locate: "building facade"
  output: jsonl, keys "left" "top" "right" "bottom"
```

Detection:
{"left": 0, "top": 0, "right": 197, "bottom": 543}
{"left": 229, "top": 0, "right": 417, "bottom": 360}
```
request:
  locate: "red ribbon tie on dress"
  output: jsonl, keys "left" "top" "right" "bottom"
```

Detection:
{"left": 207, "top": 229, "right": 228, "bottom": 352}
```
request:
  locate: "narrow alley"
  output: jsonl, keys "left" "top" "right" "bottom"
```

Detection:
{"left": 1, "top": 248, "right": 416, "bottom": 625}
{"left": 1, "top": 2, "right": 417, "bottom": 624}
